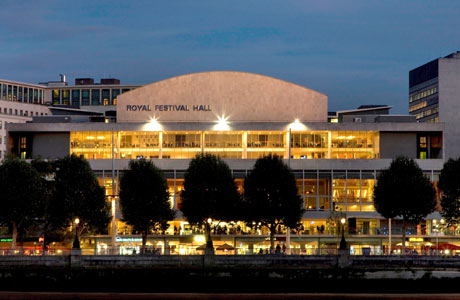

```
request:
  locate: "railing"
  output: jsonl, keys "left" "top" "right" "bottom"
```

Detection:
{"left": 1, "top": 246, "right": 460, "bottom": 257}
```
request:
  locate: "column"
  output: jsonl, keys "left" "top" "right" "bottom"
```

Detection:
{"left": 159, "top": 132, "right": 163, "bottom": 159}
{"left": 242, "top": 131, "right": 247, "bottom": 159}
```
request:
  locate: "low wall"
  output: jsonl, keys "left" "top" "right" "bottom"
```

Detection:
{"left": 2, "top": 255, "right": 460, "bottom": 292}
{"left": 0, "top": 254, "right": 459, "bottom": 270}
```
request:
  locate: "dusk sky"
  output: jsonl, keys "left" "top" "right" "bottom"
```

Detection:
{"left": 1, "top": 1, "right": 459, "bottom": 114}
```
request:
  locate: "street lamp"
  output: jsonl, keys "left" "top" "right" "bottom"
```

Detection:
{"left": 73, "top": 218, "right": 80, "bottom": 249}
{"left": 339, "top": 217, "right": 347, "bottom": 250}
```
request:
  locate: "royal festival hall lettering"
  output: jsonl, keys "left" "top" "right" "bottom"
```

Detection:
{"left": 126, "top": 105, "right": 152, "bottom": 111}
{"left": 126, "top": 104, "right": 212, "bottom": 112}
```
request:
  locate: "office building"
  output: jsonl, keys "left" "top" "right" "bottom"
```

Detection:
{"left": 409, "top": 51, "right": 460, "bottom": 158}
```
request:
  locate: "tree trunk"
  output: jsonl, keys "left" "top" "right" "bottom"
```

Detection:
{"left": 12, "top": 222, "right": 17, "bottom": 250}
{"left": 270, "top": 225, "right": 275, "bottom": 254}
{"left": 402, "top": 219, "right": 406, "bottom": 255}
{"left": 141, "top": 231, "right": 147, "bottom": 254}
{"left": 42, "top": 233, "right": 47, "bottom": 256}
{"left": 205, "top": 223, "right": 214, "bottom": 255}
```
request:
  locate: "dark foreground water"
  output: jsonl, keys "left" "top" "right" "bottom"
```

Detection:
{"left": 1, "top": 293, "right": 460, "bottom": 300}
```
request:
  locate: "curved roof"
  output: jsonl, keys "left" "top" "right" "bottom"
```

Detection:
{"left": 117, "top": 71, "right": 327, "bottom": 123}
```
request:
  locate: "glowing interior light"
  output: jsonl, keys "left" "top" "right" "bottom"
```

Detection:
{"left": 194, "top": 235, "right": 205, "bottom": 243}
{"left": 97, "top": 136, "right": 104, "bottom": 140}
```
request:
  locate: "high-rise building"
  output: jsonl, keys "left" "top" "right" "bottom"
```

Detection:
{"left": 409, "top": 51, "right": 460, "bottom": 158}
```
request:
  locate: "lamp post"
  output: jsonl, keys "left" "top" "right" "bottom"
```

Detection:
{"left": 72, "top": 218, "right": 80, "bottom": 249}
{"left": 339, "top": 217, "right": 347, "bottom": 250}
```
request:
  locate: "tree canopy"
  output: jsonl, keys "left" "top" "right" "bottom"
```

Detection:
{"left": 439, "top": 158, "right": 460, "bottom": 225}
{"left": 119, "top": 159, "right": 175, "bottom": 253}
{"left": 243, "top": 154, "right": 304, "bottom": 253}
{"left": 374, "top": 156, "right": 436, "bottom": 253}
{"left": 180, "top": 154, "right": 241, "bottom": 251}
{"left": 50, "top": 154, "right": 110, "bottom": 235}
{"left": 0, "top": 157, "right": 44, "bottom": 248}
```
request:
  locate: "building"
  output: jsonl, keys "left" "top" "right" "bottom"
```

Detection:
{"left": 409, "top": 51, "right": 460, "bottom": 158}
{"left": 0, "top": 79, "right": 51, "bottom": 160}
{"left": 0, "top": 75, "right": 139, "bottom": 160}
{"left": 5, "top": 71, "right": 448, "bottom": 255}
{"left": 40, "top": 75, "right": 140, "bottom": 113}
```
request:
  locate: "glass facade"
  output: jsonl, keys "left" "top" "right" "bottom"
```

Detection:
{"left": 46, "top": 87, "right": 134, "bottom": 106}
{"left": 204, "top": 132, "right": 242, "bottom": 159}
{"left": 0, "top": 82, "right": 45, "bottom": 105}
{"left": 70, "top": 130, "right": 380, "bottom": 160}
{"left": 331, "top": 131, "right": 379, "bottom": 159}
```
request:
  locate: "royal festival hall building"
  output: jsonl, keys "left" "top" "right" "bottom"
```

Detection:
{"left": 3, "top": 71, "right": 451, "bottom": 255}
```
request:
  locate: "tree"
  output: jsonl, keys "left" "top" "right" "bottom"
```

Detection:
{"left": 50, "top": 154, "right": 110, "bottom": 239}
{"left": 31, "top": 157, "right": 57, "bottom": 252}
{"left": 374, "top": 156, "right": 436, "bottom": 254}
{"left": 438, "top": 158, "right": 460, "bottom": 225}
{"left": 119, "top": 159, "right": 175, "bottom": 253}
{"left": 180, "top": 154, "right": 241, "bottom": 253}
{"left": 243, "top": 154, "right": 304, "bottom": 253}
{"left": 0, "top": 157, "right": 44, "bottom": 249}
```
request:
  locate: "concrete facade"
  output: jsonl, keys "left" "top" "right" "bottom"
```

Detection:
{"left": 380, "top": 132, "right": 417, "bottom": 159}
{"left": 116, "top": 72, "right": 328, "bottom": 123}
{"left": 439, "top": 57, "right": 460, "bottom": 159}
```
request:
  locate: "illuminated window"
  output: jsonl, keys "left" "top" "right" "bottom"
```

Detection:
{"left": 62, "top": 90, "right": 70, "bottom": 105}
{"left": 111, "top": 89, "right": 120, "bottom": 105}
{"left": 102, "top": 89, "right": 110, "bottom": 105}
{"left": 52, "top": 90, "right": 60, "bottom": 104}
